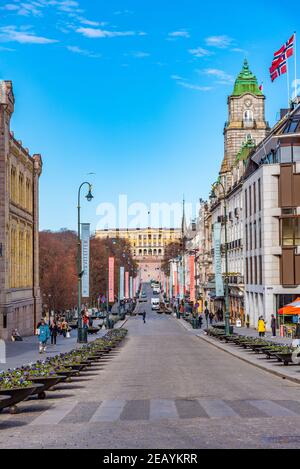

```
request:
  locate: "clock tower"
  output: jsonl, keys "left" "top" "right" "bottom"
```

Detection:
{"left": 221, "top": 59, "right": 269, "bottom": 175}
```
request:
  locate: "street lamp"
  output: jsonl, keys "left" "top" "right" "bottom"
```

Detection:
{"left": 77, "top": 181, "right": 94, "bottom": 344}
{"left": 211, "top": 182, "right": 231, "bottom": 336}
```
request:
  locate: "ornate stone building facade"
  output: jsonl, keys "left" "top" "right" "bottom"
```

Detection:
{"left": 0, "top": 81, "right": 42, "bottom": 340}
{"left": 96, "top": 227, "right": 181, "bottom": 283}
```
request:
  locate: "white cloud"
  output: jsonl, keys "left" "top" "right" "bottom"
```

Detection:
{"left": 168, "top": 30, "right": 190, "bottom": 39}
{"left": 131, "top": 51, "right": 150, "bottom": 58}
{"left": 0, "top": 25, "right": 58, "bottom": 44}
{"left": 171, "top": 74, "right": 183, "bottom": 81}
{"left": 189, "top": 47, "right": 211, "bottom": 58}
{"left": 177, "top": 81, "right": 212, "bottom": 92}
{"left": 76, "top": 27, "right": 138, "bottom": 38}
{"left": 203, "top": 68, "right": 234, "bottom": 84}
{"left": 205, "top": 35, "right": 233, "bottom": 48}
{"left": 67, "top": 45, "right": 100, "bottom": 58}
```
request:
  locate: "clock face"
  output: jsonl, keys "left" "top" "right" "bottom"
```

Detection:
{"left": 245, "top": 99, "right": 252, "bottom": 108}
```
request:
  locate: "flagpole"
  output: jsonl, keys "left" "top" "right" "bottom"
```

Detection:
{"left": 295, "top": 31, "right": 297, "bottom": 100}
{"left": 287, "top": 57, "right": 291, "bottom": 108}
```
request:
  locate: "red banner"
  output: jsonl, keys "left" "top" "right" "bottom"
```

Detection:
{"left": 108, "top": 257, "right": 115, "bottom": 303}
{"left": 190, "top": 255, "right": 195, "bottom": 303}
{"left": 174, "top": 271, "right": 178, "bottom": 297}
{"left": 125, "top": 271, "right": 129, "bottom": 299}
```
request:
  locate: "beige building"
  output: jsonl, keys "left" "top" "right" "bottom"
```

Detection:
{"left": 96, "top": 227, "right": 181, "bottom": 258}
{"left": 208, "top": 60, "right": 269, "bottom": 321}
{"left": 0, "top": 81, "right": 42, "bottom": 340}
{"left": 96, "top": 227, "right": 181, "bottom": 282}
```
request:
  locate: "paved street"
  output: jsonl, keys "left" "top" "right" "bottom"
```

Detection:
{"left": 2, "top": 285, "right": 300, "bottom": 449}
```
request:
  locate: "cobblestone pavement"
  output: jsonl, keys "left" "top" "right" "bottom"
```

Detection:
{"left": 2, "top": 287, "right": 300, "bottom": 449}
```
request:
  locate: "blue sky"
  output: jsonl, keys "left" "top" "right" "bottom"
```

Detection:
{"left": 0, "top": 0, "right": 299, "bottom": 231}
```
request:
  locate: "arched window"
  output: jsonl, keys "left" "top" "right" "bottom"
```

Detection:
{"left": 244, "top": 110, "right": 253, "bottom": 123}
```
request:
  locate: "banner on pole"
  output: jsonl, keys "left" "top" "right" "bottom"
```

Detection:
{"left": 214, "top": 223, "right": 224, "bottom": 298}
{"left": 125, "top": 272, "right": 129, "bottom": 299}
{"left": 189, "top": 255, "right": 195, "bottom": 303}
{"left": 120, "top": 267, "right": 125, "bottom": 300}
{"left": 130, "top": 276, "right": 133, "bottom": 299}
{"left": 108, "top": 257, "right": 115, "bottom": 303}
{"left": 81, "top": 223, "right": 90, "bottom": 298}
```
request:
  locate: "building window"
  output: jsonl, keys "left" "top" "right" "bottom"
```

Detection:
{"left": 244, "top": 110, "right": 254, "bottom": 124}
{"left": 258, "top": 218, "right": 262, "bottom": 249}
{"left": 281, "top": 146, "right": 292, "bottom": 163}
{"left": 253, "top": 182, "right": 257, "bottom": 214}
{"left": 245, "top": 189, "right": 248, "bottom": 218}
{"left": 254, "top": 220, "right": 257, "bottom": 249}
{"left": 258, "top": 178, "right": 262, "bottom": 211}
{"left": 249, "top": 222, "right": 252, "bottom": 250}
{"left": 281, "top": 217, "right": 300, "bottom": 246}
{"left": 245, "top": 224, "right": 248, "bottom": 250}
{"left": 249, "top": 186, "right": 252, "bottom": 216}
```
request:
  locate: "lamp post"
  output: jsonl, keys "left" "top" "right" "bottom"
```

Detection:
{"left": 211, "top": 182, "right": 231, "bottom": 336}
{"left": 77, "top": 182, "right": 93, "bottom": 344}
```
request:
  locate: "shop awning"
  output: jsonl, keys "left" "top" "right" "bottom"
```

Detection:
{"left": 278, "top": 298, "right": 300, "bottom": 315}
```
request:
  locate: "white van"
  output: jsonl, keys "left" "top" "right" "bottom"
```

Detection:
{"left": 151, "top": 298, "right": 160, "bottom": 311}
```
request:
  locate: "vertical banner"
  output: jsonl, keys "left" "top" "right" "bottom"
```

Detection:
{"left": 119, "top": 267, "right": 125, "bottom": 300}
{"left": 179, "top": 264, "right": 184, "bottom": 300}
{"left": 125, "top": 272, "right": 129, "bottom": 299}
{"left": 190, "top": 255, "right": 195, "bottom": 303}
{"left": 169, "top": 263, "right": 173, "bottom": 300}
{"left": 108, "top": 257, "right": 115, "bottom": 303}
{"left": 130, "top": 276, "right": 133, "bottom": 299}
{"left": 81, "top": 223, "right": 90, "bottom": 298}
{"left": 214, "top": 223, "right": 224, "bottom": 298}
{"left": 133, "top": 277, "right": 137, "bottom": 297}
{"left": 174, "top": 270, "right": 178, "bottom": 298}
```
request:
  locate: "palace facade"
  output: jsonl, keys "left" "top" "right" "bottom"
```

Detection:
{"left": 0, "top": 81, "right": 42, "bottom": 340}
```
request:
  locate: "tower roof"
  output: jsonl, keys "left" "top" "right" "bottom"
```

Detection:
{"left": 232, "top": 59, "right": 263, "bottom": 97}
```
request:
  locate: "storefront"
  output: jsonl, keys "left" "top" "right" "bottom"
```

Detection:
{"left": 278, "top": 297, "right": 300, "bottom": 338}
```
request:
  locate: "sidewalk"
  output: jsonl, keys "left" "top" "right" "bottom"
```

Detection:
{"left": 231, "top": 325, "right": 294, "bottom": 345}
{"left": 173, "top": 316, "right": 300, "bottom": 384}
{"left": 0, "top": 317, "right": 128, "bottom": 372}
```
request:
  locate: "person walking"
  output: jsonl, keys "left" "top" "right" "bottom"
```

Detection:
{"left": 209, "top": 312, "right": 215, "bottom": 325}
{"left": 198, "top": 314, "right": 203, "bottom": 329}
{"left": 271, "top": 314, "right": 277, "bottom": 338}
{"left": 142, "top": 310, "right": 146, "bottom": 324}
{"left": 204, "top": 307, "right": 210, "bottom": 326}
{"left": 50, "top": 320, "right": 58, "bottom": 345}
{"left": 61, "top": 318, "right": 68, "bottom": 338}
{"left": 37, "top": 319, "right": 50, "bottom": 354}
{"left": 258, "top": 316, "right": 266, "bottom": 338}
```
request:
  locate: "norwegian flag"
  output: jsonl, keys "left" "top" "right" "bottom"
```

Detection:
{"left": 270, "top": 34, "right": 295, "bottom": 81}
{"left": 270, "top": 60, "right": 287, "bottom": 82}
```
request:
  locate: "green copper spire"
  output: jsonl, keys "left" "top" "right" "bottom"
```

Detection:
{"left": 235, "top": 135, "right": 256, "bottom": 165}
{"left": 232, "top": 59, "right": 263, "bottom": 97}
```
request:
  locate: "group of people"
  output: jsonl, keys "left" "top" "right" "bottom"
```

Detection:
{"left": 258, "top": 314, "right": 277, "bottom": 338}
{"left": 37, "top": 316, "right": 70, "bottom": 354}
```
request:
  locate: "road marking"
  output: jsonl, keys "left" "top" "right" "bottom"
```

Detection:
{"left": 248, "top": 400, "right": 299, "bottom": 418}
{"left": 90, "top": 400, "right": 126, "bottom": 422}
{"left": 198, "top": 399, "right": 240, "bottom": 418}
{"left": 29, "top": 400, "right": 79, "bottom": 426}
{"left": 150, "top": 399, "right": 178, "bottom": 421}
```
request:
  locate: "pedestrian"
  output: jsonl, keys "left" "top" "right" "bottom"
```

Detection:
{"left": 50, "top": 320, "right": 58, "bottom": 345}
{"left": 271, "top": 314, "right": 277, "bottom": 337}
{"left": 61, "top": 318, "right": 68, "bottom": 338}
{"left": 204, "top": 307, "right": 210, "bottom": 325}
{"left": 258, "top": 316, "right": 266, "bottom": 338}
{"left": 209, "top": 312, "right": 215, "bottom": 325}
{"left": 142, "top": 310, "right": 146, "bottom": 324}
{"left": 198, "top": 314, "right": 203, "bottom": 329}
{"left": 37, "top": 318, "right": 50, "bottom": 354}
